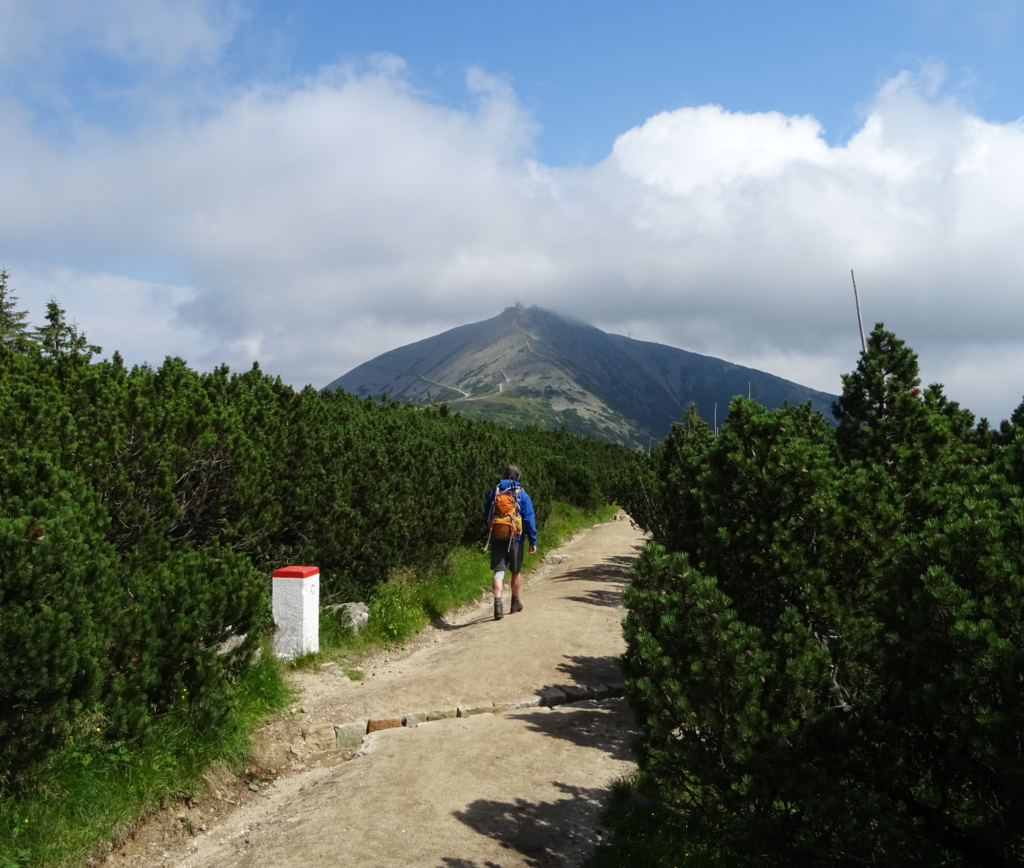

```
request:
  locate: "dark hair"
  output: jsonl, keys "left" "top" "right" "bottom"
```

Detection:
{"left": 503, "top": 464, "right": 521, "bottom": 482}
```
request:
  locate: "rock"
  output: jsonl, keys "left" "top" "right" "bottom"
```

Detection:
{"left": 327, "top": 602, "right": 370, "bottom": 634}
{"left": 537, "top": 687, "right": 568, "bottom": 707}
{"left": 309, "top": 723, "right": 337, "bottom": 751}
{"left": 458, "top": 703, "right": 494, "bottom": 717}
{"left": 216, "top": 633, "right": 247, "bottom": 655}
{"left": 515, "top": 697, "right": 542, "bottom": 709}
{"left": 335, "top": 721, "right": 368, "bottom": 748}
{"left": 605, "top": 680, "right": 625, "bottom": 697}
{"left": 428, "top": 708, "right": 458, "bottom": 721}
{"left": 492, "top": 702, "right": 516, "bottom": 714}
{"left": 402, "top": 711, "right": 427, "bottom": 727}
{"left": 544, "top": 554, "right": 563, "bottom": 565}
{"left": 566, "top": 699, "right": 599, "bottom": 708}
{"left": 367, "top": 716, "right": 402, "bottom": 733}
{"left": 561, "top": 684, "right": 592, "bottom": 702}
{"left": 320, "top": 661, "right": 335, "bottom": 668}
{"left": 591, "top": 683, "right": 610, "bottom": 700}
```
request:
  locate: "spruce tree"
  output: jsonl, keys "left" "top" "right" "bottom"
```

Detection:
{"left": 0, "top": 269, "right": 36, "bottom": 353}
{"left": 34, "top": 297, "right": 101, "bottom": 359}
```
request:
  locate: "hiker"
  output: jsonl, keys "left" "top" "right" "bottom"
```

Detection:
{"left": 484, "top": 464, "right": 537, "bottom": 621}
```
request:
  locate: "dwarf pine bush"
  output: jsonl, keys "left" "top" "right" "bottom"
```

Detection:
{"left": 618, "top": 326, "right": 1024, "bottom": 866}
{"left": 0, "top": 283, "right": 630, "bottom": 789}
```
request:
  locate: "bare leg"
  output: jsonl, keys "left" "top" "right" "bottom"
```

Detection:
{"left": 510, "top": 572, "right": 522, "bottom": 597}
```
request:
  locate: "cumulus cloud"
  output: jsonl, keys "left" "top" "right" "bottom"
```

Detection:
{"left": 3, "top": 62, "right": 1024, "bottom": 422}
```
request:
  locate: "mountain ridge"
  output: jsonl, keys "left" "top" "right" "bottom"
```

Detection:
{"left": 325, "top": 305, "right": 838, "bottom": 447}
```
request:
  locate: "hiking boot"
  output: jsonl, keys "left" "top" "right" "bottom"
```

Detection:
{"left": 510, "top": 595, "right": 523, "bottom": 614}
{"left": 494, "top": 599, "right": 504, "bottom": 620}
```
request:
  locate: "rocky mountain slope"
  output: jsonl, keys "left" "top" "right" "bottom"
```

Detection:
{"left": 324, "top": 305, "right": 837, "bottom": 447}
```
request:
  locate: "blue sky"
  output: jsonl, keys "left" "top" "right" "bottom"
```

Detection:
{"left": 3, "top": 0, "right": 1024, "bottom": 421}
{"left": 14, "top": 1, "right": 1024, "bottom": 162}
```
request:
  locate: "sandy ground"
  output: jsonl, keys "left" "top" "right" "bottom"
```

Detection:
{"left": 98, "top": 516, "right": 646, "bottom": 868}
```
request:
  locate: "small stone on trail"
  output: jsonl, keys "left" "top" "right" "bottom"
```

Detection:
{"left": 515, "top": 697, "right": 542, "bottom": 709}
{"left": 309, "top": 723, "right": 337, "bottom": 751}
{"left": 538, "top": 687, "right": 568, "bottom": 707}
{"left": 335, "top": 721, "right": 368, "bottom": 748}
{"left": 428, "top": 708, "right": 458, "bottom": 721}
{"left": 402, "top": 711, "right": 427, "bottom": 727}
{"left": 367, "top": 716, "right": 402, "bottom": 733}
{"left": 591, "top": 683, "right": 610, "bottom": 700}
{"left": 561, "top": 684, "right": 591, "bottom": 701}
{"left": 458, "top": 703, "right": 494, "bottom": 717}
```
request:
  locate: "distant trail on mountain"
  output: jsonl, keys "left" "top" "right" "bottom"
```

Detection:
{"left": 325, "top": 305, "right": 838, "bottom": 448}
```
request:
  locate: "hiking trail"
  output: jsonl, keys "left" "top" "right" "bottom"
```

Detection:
{"left": 100, "top": 517, "right": 645, "bottom": 868}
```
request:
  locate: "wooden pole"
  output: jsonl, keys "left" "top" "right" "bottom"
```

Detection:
{"left": 714, "top": 402, "right": 717, "bottom": 436}
{"left": 851, "top": 269, "right": 867, "bottom": 354}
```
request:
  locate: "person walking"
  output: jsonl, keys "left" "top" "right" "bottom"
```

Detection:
{"left": 484, "top": 464, "right": 537, "bottom": 621}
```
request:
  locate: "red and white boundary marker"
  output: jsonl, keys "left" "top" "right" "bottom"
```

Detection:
{"left": 272, "top": 565, "right": 319, "bottom": 660}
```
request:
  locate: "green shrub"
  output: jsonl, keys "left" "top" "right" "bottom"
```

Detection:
{"left": 0, "top": 450, "right": 121, "bottom": 791}
{"left": 619, "top": 326, "right": 1024, "bottom": 866}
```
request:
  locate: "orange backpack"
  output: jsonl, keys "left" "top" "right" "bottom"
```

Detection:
{"left": 490, "top": 483, "right": 523, "bottom": 540}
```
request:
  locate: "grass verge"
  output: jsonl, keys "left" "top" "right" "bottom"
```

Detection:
{"left": 294, "top": 500, "right": 620, "bottom": 666}
{"left": 0, "top": 647, "right": 292, "bottom": 868}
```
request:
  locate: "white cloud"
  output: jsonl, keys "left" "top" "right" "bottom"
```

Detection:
{"left": 0, "top": 0, "right": 241, "bottom": 70}
{"left": 2, "top": 63, "right": 1024, "bottom": 421}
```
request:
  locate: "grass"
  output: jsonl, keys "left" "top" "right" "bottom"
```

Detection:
{"left": 0, "top": 645, "right": 293, "bottom": 868}
{"left": 0, "top": 500, "right": 616, "bottom": 868}
{"left": 583, "top": 775, "right": 745, "bottom": 868}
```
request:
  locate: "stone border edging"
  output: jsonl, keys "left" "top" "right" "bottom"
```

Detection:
{"left": 306, "top": 681, "right": 626, "bottom": 750}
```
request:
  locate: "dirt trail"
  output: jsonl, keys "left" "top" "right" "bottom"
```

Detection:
{"left": 107, "top": 518, "right": 645, "bottom": 868}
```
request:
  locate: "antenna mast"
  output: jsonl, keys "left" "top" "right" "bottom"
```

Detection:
{"left": 850, "top": 269, "right": 867, "bottom": 354}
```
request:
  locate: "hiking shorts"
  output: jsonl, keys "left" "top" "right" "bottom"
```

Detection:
{"left": 490, "top": 537, "right": 525, "bottom": 573}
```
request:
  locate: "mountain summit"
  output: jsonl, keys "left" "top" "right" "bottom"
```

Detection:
{"left": 325, "top": 305, "right": 837, "bottom": 447}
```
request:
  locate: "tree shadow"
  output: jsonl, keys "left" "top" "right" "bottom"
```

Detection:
{"left": 510, "top": 700, "right": 637, "bottom": 764}
{"left": 448, "top": 782, "right": 610, "bottom": 868}
{"left": 554, "top": 653, "right": 623, "bottom": 686}
{"left": 552, "top": 554, "right": 634, "bottom": 609}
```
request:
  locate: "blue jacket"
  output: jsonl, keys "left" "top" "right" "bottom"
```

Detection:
{"left": 484, "top": 480, "right": 537, "bottom": 545}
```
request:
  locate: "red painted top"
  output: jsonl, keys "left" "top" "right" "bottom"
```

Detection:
{"left": 273, "top": 565, "right": 320, "bottom": 579}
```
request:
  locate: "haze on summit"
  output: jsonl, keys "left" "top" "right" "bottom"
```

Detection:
{"left": 3, "top": 0, "right": 1024, "bottom": 424}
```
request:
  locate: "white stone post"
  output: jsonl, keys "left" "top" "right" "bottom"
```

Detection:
{"left": 272, "top": 565, "right": 319, "bottom": 659}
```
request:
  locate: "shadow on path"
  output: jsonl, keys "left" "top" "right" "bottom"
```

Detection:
{"left": 553, "top": 554, "right": 634, "bottom": 609}
{"left": 511, "top": 702, "right": 637, "bottom": 764}
{"left": 555, "top": 654, "right": 623, "bottom": 686}
{"left": 448, "top": 782, "right": 609, "bottom": 868}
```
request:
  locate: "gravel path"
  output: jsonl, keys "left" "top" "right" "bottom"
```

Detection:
{"left": 103, "top": 517, "right": 645, "bottom": 868}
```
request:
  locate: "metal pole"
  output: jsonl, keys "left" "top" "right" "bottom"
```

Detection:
{"left": 851, "top": 269, "right": 867, "bottom": 354}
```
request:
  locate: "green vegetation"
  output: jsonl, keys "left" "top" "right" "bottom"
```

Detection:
{"left": 0, "top": 647, "right": 291, "bottom": 868}
{"left": 451, "top": 393, "right": 639, "bottom": 445}
{"left": 0, "top": 276, "right": 629, "bottom": 866}
{"left": 605, "top": 325, "right": 1024, "bottom": 866}
{"left": 586, "top": 774, "right": 740, "bottom": 868}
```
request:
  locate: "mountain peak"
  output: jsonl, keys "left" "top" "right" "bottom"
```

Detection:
{"left": 325, "top": 309, "right": 836, "bottom": 446}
